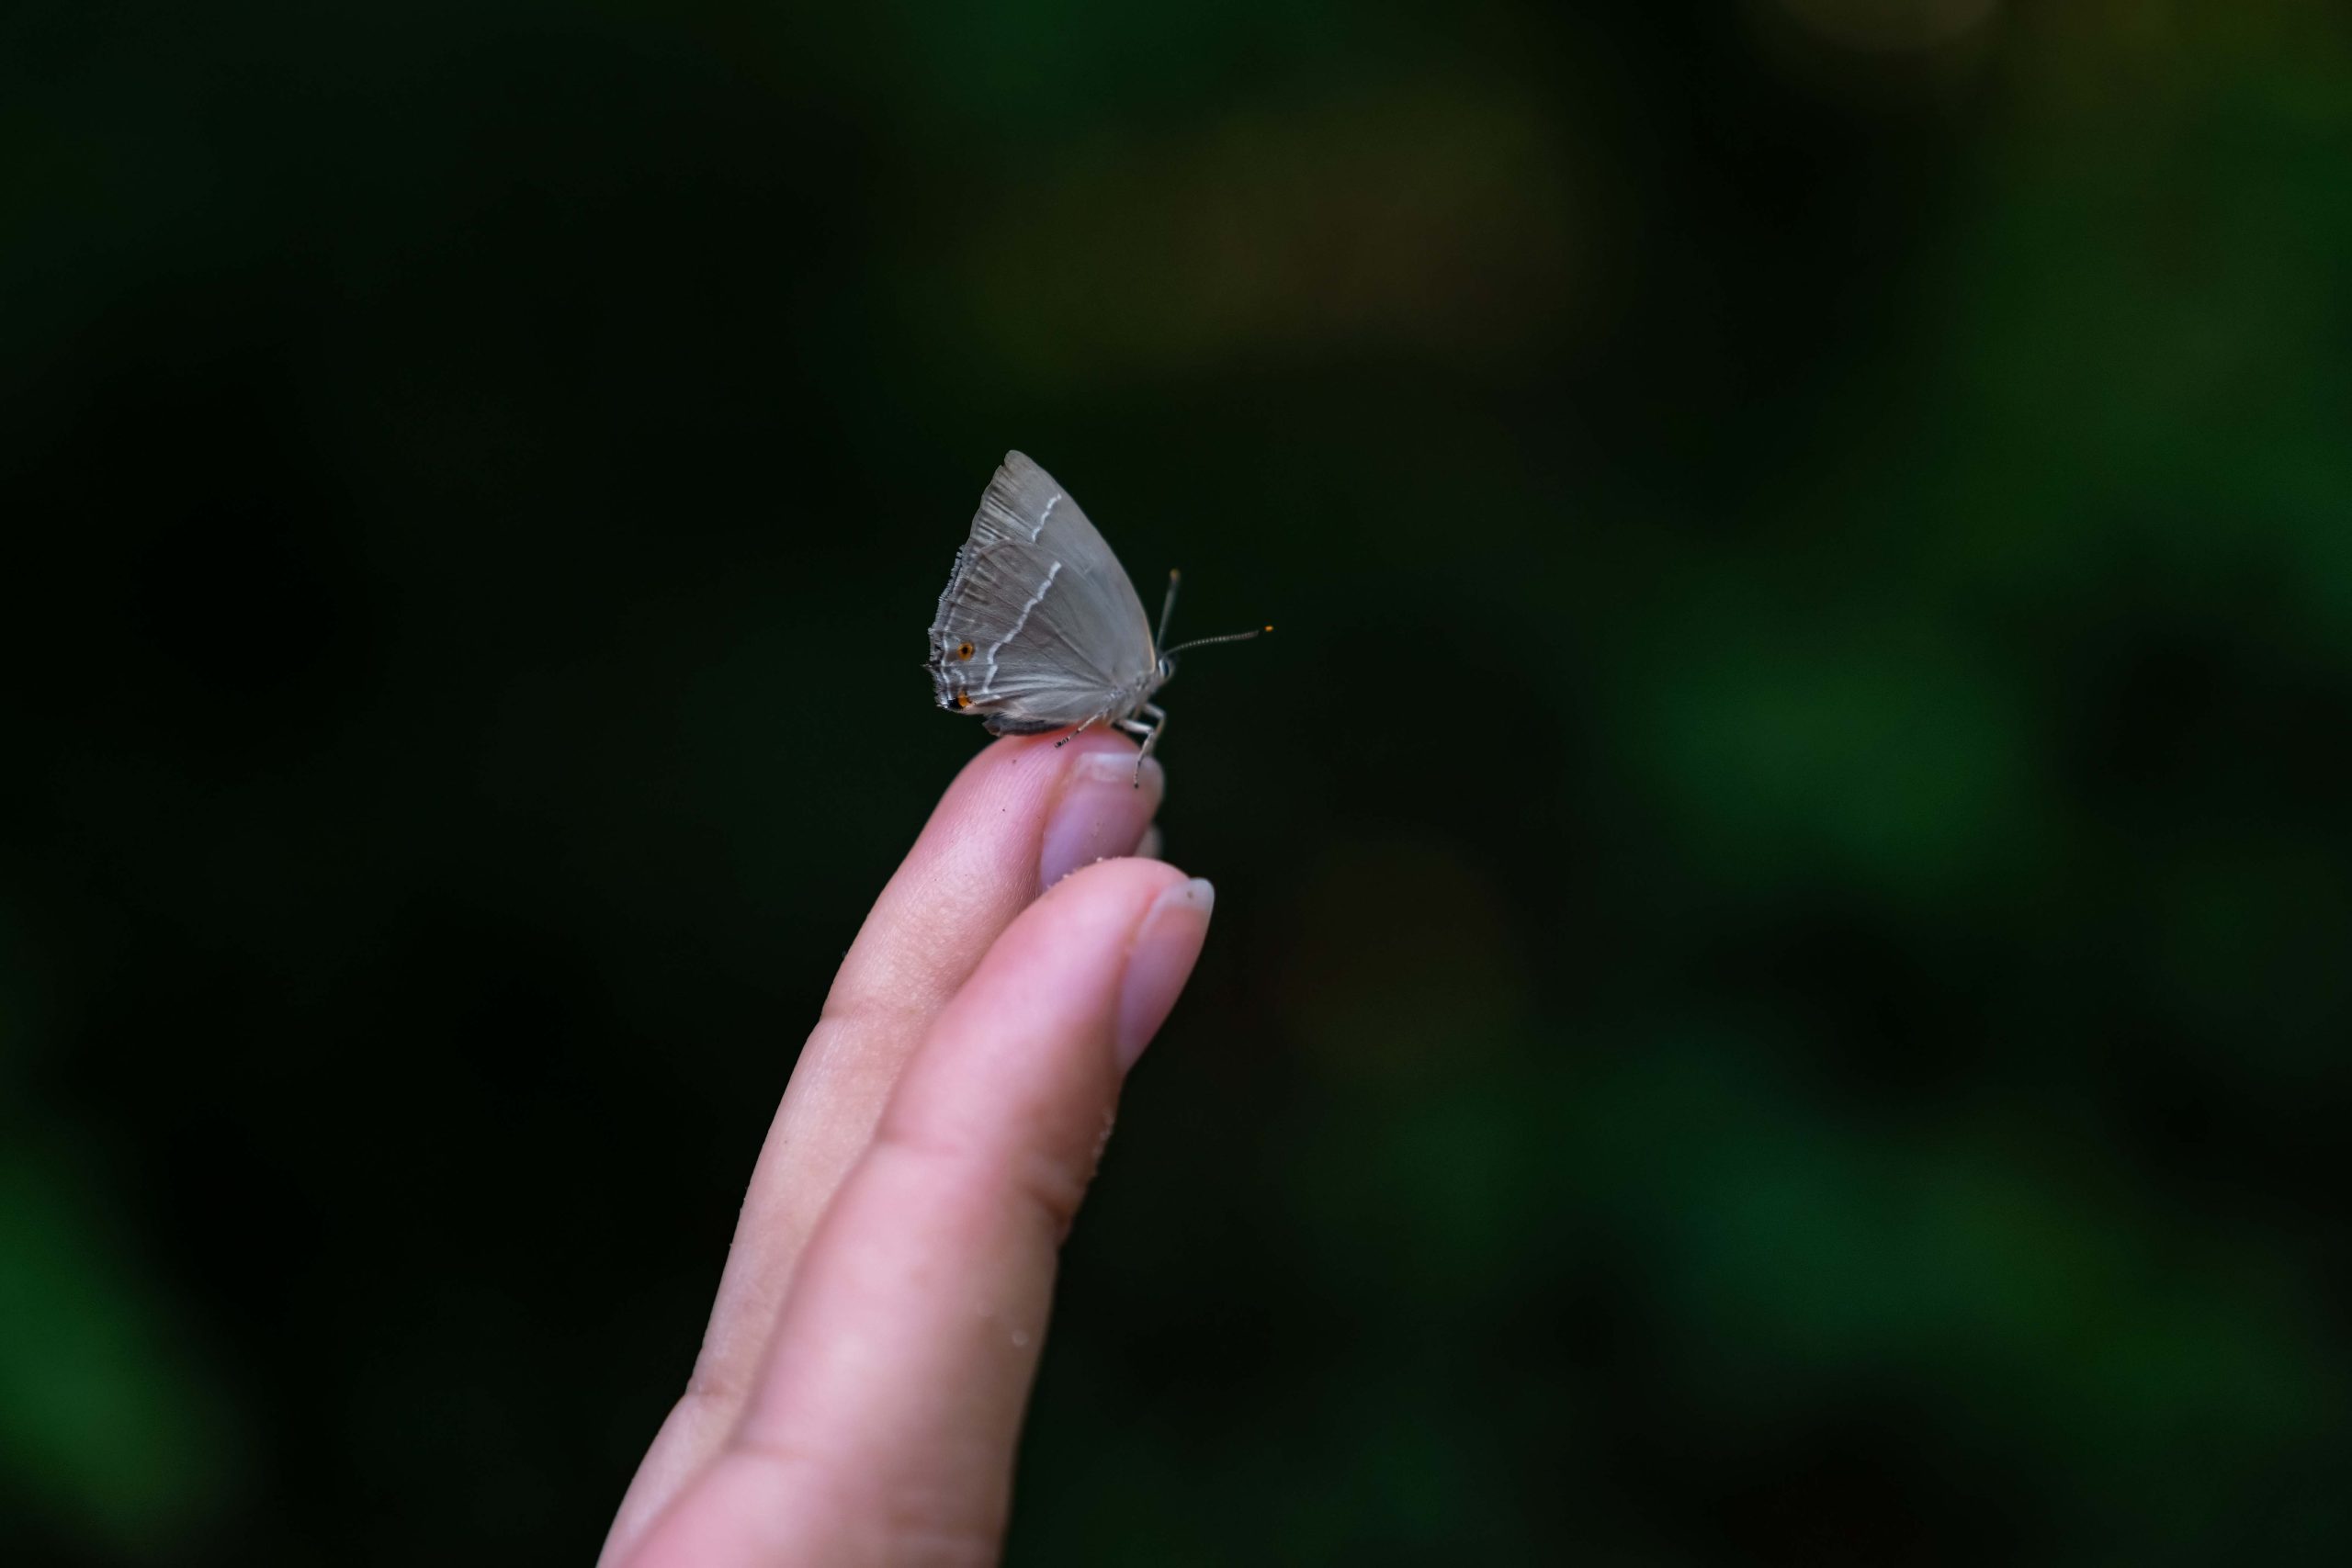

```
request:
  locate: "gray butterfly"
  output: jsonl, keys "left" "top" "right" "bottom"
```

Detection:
{"left": 928, "top": 451, "right": 1267, "bottom": 781}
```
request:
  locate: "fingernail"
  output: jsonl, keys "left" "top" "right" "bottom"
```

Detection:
{"left": 1115, "top": 877, "right": 1214, "bottom": 1072}
{"left": 1039, "top": 751, "right": 1164, "bottom": 892}
{"left": 1134, "top": 824, "right": 1164, "bottom": 863}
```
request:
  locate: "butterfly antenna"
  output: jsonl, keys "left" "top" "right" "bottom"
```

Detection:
{"left": 1161, "top": 624, "right": 1273, "bottom": 657}
{"left": 1157, "top": 570, "right": 1181, "bottom": 650}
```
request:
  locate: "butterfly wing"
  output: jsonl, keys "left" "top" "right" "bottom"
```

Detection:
{"left": 928, "top": 452, "right": 1157, "bottom": 730}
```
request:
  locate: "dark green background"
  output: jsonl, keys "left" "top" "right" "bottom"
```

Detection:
{"left": 5, "top": 2, "right": 2347, "bottom": 1562}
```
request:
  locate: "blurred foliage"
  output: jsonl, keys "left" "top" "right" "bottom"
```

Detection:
{"left": 4, "top": 0, "right": 2349, "bottom": 1562}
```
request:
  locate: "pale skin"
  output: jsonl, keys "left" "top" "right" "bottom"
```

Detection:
{"left": 600, "top": 728, "right": 1209, "bottom": 1567}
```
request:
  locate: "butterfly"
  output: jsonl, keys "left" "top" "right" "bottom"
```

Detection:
{"left": 928, "top": 452, "right": 1268, "bottom": 783}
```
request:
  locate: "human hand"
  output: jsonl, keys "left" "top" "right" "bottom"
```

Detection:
{"left": 600, "top": 731, "right": 1212, "bottom": 1566}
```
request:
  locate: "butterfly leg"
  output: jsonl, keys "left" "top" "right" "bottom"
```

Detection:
{"left": 1053, "top": 716, "right": 1102, "bottom": 749}
{"left": 1115, "top": 703, "right": 1169, "bottom": 786}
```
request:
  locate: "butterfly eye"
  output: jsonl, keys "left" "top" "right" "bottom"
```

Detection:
{"left": 957, "top": 641, "right": 975, "bottom": 660}
{"left": 956, "top": 692, "right": 972, "bottom": 708}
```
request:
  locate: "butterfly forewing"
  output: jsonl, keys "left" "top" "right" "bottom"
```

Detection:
{"left": 928, "top": 453, "right": 1157, "bottom": 727}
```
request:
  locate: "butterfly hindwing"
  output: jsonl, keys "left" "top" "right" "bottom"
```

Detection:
{"left": 928, "top": 453, "right": 1157, "bottom": 727}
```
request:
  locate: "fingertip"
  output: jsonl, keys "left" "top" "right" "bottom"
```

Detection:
{"left": 908, "top": 853, "right": 1191, "bottom": 1095}
{"left": 1025, "top": 849, "right": 1191, "bottom": 918}
{"left": 1039, "top": 749, "right": 1165, "bottom": 891}
{"left": 1114, "top": 876, "right": 1214, "bottom": 1071}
